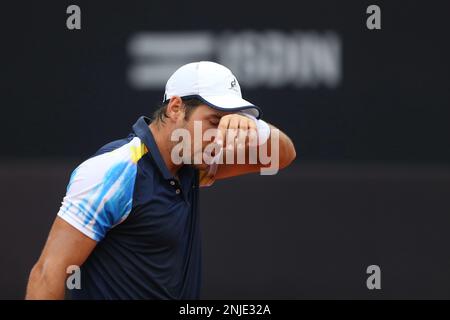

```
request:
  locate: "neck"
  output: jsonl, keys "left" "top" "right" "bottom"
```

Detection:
{"left": 149, "top": 121, "right": 183, "bottom": 176}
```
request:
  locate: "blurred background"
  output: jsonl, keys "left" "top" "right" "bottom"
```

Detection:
{"left": 1, "top": 0, "right": 450, "bottom": 299}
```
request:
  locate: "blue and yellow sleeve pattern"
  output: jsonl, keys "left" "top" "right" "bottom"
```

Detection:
{"left": 57, "top": 137, "right": 148, "bottom": 241}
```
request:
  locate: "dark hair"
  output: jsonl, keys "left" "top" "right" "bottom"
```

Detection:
{"left": 152, "top": 98, "right": 204, "bottom": 124}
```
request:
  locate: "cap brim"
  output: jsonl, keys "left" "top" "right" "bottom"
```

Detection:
{"left": 199, "top": 95, "right": 262, "bottom": 119}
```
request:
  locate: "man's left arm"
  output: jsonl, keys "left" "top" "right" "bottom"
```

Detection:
{"left": 207, "top": 113, "right": 297, "bottom": 181}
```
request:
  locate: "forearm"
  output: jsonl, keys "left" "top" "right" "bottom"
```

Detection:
{"left": 25, "top": 262, "right": 66, "bottom": 300}
{"left": 213, "top": 122, "right": 296, "bottom": 180}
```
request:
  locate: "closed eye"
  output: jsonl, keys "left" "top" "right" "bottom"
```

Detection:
{"left": 209, "top": 115, "right": 221, "bottom": 126}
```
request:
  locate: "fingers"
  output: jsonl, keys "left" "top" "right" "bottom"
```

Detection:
{"left": 216, "top": 117, "right": 229, "bottom": 147}
{"left": 237, "top": 118, "right": 249, "bottom": 150}
{"left": 225, "top": 116, "right": 240, "bottom": 150}
{"left": 247, "top": 117, "right": 257, "bottom": 138}
{"left": 215, "top": 114, "right": 257, "bottom": 152}
{"left": 245, "top": 117, "right": 257, "bottom": 146}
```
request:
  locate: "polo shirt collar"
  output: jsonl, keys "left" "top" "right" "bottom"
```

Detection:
{"left": 132, "top": 116, "right": 173, "bottom": 180}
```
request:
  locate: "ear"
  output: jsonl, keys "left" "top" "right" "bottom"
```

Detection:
{"left": 165, "top": 96, "right": 185, "bottom": 122}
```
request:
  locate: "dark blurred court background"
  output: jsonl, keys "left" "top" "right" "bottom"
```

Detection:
{"left": 1, "top": 0, "right": 450, "bottom": 299}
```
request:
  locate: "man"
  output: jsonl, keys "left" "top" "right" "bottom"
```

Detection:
{"left": 26, "top": 61, "right": 296, "bottom": 299}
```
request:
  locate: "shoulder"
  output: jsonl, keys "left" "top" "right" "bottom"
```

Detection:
{"left": 82, "top": 135, "right": 147, "bottom": 169}
{"left": 58, "top": 136, "right": 149, "bottom": 241}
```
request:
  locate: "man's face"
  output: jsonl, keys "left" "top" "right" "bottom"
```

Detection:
{"left": 180, "top": 104, "right": 230, "bottom": 169}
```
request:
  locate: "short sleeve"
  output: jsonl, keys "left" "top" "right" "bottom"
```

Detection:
{"left": 57, "top": 137, "right": 146, "bottom": 241}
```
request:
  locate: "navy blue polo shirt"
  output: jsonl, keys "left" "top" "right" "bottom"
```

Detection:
{"left": 57, "top": 116, "right": 214, "bottom": 299}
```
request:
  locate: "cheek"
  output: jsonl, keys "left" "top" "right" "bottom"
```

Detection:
{"left": 187, "top": 120, "right": 216, "bottom": 151}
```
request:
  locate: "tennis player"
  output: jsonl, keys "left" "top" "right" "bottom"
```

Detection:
{"left": 26, "top": 61, "right": 296, "bottom": 299}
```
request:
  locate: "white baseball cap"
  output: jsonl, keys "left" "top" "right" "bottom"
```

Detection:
{"left": 163, "top": 61, "right": 261, "bottom": 119}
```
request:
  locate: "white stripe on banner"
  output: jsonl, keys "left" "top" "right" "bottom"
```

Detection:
{"left": 127, "top": 31, "right": 342, "bottom": 89}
